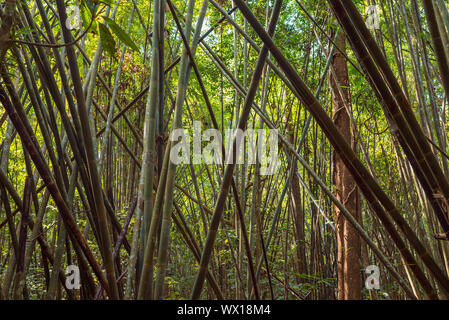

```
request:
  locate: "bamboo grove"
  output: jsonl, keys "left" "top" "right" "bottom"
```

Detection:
{"left": 0, "top": 0, "right": 449, "bottom": 300}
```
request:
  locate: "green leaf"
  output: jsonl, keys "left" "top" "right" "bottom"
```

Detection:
{"left": 98, "top": 22, "right": 116, "bottom": 56}
{"left": 80, "top": 5, "right": 90, "bottom": 29}
{"left": 83, "top": 0, "right": 98, "bottom": 14}
{"left": 103, "top": 16, "right": 139, "bottom": 51}
{"left": 80, "top": 4, "right": 98, "bottom": 34}
{"left": 100, "top": 0, "right": 113, "bottom": 6}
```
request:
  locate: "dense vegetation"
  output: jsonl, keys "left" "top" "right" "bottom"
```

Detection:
{"left": 0, "top": 0, "right": 449, "bottom": 300}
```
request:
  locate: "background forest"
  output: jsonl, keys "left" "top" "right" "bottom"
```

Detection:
{"left": 0, "top": 0, "right": 449, "bottom": 300}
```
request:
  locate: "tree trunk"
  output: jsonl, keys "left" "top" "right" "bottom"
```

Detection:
{"left": 330, "top": 32, "right": 361, "bottom": 300}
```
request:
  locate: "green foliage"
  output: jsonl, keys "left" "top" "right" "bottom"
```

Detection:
{"left": 103, "top": 16, "right": 139, "bottom": 51}
{"left": 98, "top": 21, "right": 116, "bottom": 57}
